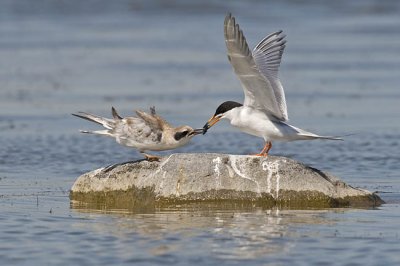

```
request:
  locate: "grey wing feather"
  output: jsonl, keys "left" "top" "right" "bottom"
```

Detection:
{"left": 113, "top": 115, "right": 163, "bottom": 147}
{"left": 224, "top": 13, "right": 288, "bottom": 121}
{"left": 252, "top": 30, "right": 288, "bottom": 120}
{"left": 135, "top": 110, "right": 167, "bottom": 131}
{"left": 133, "top": 108, "right": 170, "bottom": 142}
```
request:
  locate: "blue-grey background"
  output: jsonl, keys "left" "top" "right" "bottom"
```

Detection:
{"left": 0, "top": 1, "right": 399, "bottom": 265}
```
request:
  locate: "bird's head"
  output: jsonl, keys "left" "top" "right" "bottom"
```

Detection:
{"left": 202, "top": 101, "right": 242, "bottom": 134}
{"left": 173, "top": 126, "right": 203, "bottom": 143}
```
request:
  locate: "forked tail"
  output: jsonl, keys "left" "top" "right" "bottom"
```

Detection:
{"left": 305, "top": 135, "right": 342, "bottom": 141}
{"left": 298, "top": 132, "right": 343, "bottom": 141}
{"left": 286, "top": 123, "right": 344, "bottom": 141}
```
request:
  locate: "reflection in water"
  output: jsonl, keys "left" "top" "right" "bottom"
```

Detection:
{"left": 70, "top": 204, "right": 340, "bottom": 260}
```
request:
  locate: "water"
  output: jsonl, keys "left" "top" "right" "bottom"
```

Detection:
{"left": 1, "top": 0, "right": 400, "bottom": 265}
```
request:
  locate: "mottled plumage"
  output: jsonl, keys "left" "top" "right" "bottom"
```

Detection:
{"left": 73, "top": 106, "right": 202, "bottom": 160}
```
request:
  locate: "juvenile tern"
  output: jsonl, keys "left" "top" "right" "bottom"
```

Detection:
{"left": 203, "top": 13, "right": 341, "bottom": 156}
{"left": 73, "top": 106, "right": 202, "bottom": 161}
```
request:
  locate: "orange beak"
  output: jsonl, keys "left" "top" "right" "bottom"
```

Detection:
{"left": 202, "top": 115, "right": 221, "bottom": 134}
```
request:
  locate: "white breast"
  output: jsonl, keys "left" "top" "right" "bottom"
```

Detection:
{"left": 224, "top": 107, "right": 285, "bottom": 140}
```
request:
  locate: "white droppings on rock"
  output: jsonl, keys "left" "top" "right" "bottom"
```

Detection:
{"left": 276, "top": 170, "right": 281, "bottom": 199}
{"left": 262, "top": 161, "right": 271, "bottom": 194}
{"left": 153, "top": 154, "right": 173, "bottom": 177}
{"left": 262, "top": 161, "right": 268, "bottom": 171}
{"left": 262, "top": 161, "right": 280, "bottom": 199}
{"left": 151, "top": 154, "right": 173, "bottom": 192}
{"left": 229, "top": 155, "right": 261, "bottom": 194}
{"left": 212, "top": 157, "right": 222, "bottom": 188}
{"left": 176, "top": 179, "right": 181, "bottom": 196}
{"left": 225, "top": 164, "right": 235, "bottom": 178}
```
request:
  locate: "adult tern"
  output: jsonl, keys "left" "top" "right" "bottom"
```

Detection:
{"left": 203, "top": 13, "right": 341, "bottom": 156}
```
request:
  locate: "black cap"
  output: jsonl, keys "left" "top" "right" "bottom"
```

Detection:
{"left": 214, "top": 101, "right": 242, "bottom": 116}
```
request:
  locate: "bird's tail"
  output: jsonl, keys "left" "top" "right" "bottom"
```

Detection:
{"left": 72, "top": 112, "right": 115, "bottom": 129}
{"left": 72, "top": 107, "right": 123, "bottom": 136}
{"left": 299, "top": 134, "right": 343, "bottom": 141}
{"left": 293, "top": 126, "right": 343, "bottom": 141}
{"left": 78, "top": 129, "right": 113, "bottom": 136}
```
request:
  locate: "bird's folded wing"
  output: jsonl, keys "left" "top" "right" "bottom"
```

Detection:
{"left": 112, "top": 113, "right": 162, "bottom": 145}
{"left": 136, "top": 107, "right": 173, "bottom": 131}
{"left": 224, "top": 13, "right": 288, "bottom": 121}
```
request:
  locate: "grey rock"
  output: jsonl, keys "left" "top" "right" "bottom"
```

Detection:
{"left": 70, "top": 153, "right": 383, "bottom": 209}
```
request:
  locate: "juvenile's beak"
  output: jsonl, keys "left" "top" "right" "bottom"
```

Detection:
{"left": 202, "top": 115, "right": 220, "bottom": 134}
{"left": 189, "top": 128, "right": 204, "bottom": 136}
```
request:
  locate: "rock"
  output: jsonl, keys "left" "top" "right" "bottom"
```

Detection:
{"left": 70, "top": 153, "right": 383, "bottom": 209}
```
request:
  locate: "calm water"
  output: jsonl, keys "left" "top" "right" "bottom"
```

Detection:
{"left": 1, "top": 1, "right": 400, "bottom": 265}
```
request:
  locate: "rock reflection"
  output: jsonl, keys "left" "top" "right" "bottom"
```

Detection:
{"left": 71, "top": 203, "right": 341, "bottom": 260}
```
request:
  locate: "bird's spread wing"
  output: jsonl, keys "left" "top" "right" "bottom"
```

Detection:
{"left": 252, "top": 30, "right": 288, "bottom": 120}
{"left": 224, "top": 13, "right": 288, "bottom": 121}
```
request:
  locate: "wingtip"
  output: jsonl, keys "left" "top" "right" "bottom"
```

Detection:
{"left": 224, "top": 13, "right": 231, "bottom": 27}
{"left": 150, "top": 106, "right": 156, "bottom": 116}
{"left": 72, "top": 111, "right": 86, "bottom": 116}
{"left": 328, "top": 136, "right": 344, "bottom": 141}
{"left": 225, "top": 12, "right": 235, "bottom": 25}
{"left": 72, "top": 112, "right": 84, "bottom": 118}
{"left": 111, "top": 106, "right": 122, "bottom": 120}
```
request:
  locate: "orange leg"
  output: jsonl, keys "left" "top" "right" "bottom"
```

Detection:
{"left": 253, "top": 141, "right": 272, "bottom": 157}
{"left": 142, "top": 153, "right": 161, "bottom": 162}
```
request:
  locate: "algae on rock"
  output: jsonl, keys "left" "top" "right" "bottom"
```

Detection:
{"left": 70, "top": 153, "right": 383, "bottom": 210}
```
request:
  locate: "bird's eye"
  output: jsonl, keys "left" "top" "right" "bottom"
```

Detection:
{"left": 174, "top": 130, "right": 190, "bottom": 141}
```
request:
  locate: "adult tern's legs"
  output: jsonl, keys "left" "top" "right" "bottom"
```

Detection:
{"left": 253, "top": 141, "right": 272, "bottom": 157}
